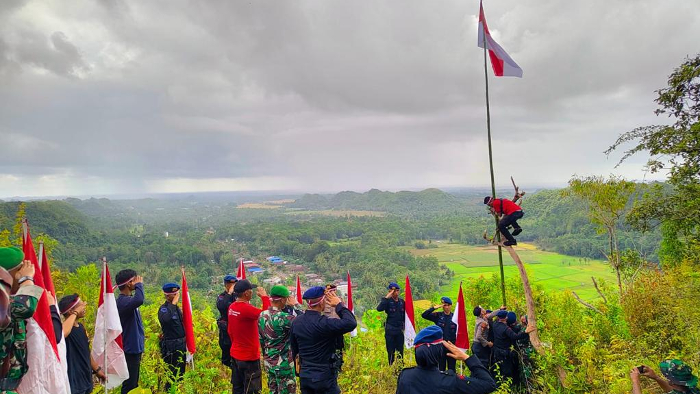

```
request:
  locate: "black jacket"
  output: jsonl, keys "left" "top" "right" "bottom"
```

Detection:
{"left": 396, "top": 356, "right": 496, "bottom": 394}
{"left": 421, "top": 308, "right": 457, "bottom": 342}
{"left": 377, "top": 297, "right": 405, "bottom": 333}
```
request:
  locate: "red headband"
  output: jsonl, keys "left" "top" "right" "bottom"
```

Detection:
{"left": 60, "top": 297, "right": 81, "bottom": 315}
{"left": 307, "top": 296, "right": 326, "bottom": 307}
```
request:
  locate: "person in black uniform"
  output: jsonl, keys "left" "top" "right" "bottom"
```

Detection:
{"left": 377, "top": 282, "right": 405, "bottom": 365}
{"left": 157, "top": 282, "right": 187, "bottom": 391}
{"left": 290, "top": 286, "right": 357, "bottom": 394}
{"left": 396, "top": 325, "right": 496, "bottom": 394}
{"left": 491, "top": 310, "right": 532, "bottom": 385}
{"left": 216, "top": 274, "right": 238, "bottom": 368}
{"left": 421, "top": 296, "right": 458, "bottom": 372}
{"left": 58, "top": 294, "right": 107, "bottom": 394}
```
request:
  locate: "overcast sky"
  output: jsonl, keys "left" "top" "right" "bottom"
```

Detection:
{"left": 1, "top": 0, "right": 698, "bottom": 198}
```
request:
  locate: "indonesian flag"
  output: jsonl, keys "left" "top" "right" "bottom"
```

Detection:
{"left": 37, "top": 242, "right": 71, "bottom": 394}
{"left": 295, "top": 275, "right": 303, "bottom": 305}
{"left": 478, "top": 0, "right": 523, "bottom": 77}
{"left": 451, "top": 282, "right": 470, "bottom": 350}
{"left": 404, "top": 275, "right": 416, "bottom": 348}
{"left": 181, "top": 268, "right": 196, "bottom": 357}
{"left": 19, "top": 220, "right": 69, "bottom": 394}
{"left": 346, "top": 271, "right": 357, "bottom": 337}
{"left": 91, "top": 259, "right": 129, "bottom": 389}
{"left": 236, "top": 257, "right": 246, "bottom": 279}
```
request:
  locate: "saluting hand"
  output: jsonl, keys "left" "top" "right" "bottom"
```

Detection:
{"left": 327, "top": 292, "right": 341, "bottom": 307}
{"left": 442, "top": 341, "right": 469, "bottom": 361}
{"left": 16, "top": 260, "right": 35, "bottom": 280}
{"left": 385, "top": 291, "right": 394, "bottom": 299}
{"left": 256, "top": 287, "right": 267, "bottom": 298}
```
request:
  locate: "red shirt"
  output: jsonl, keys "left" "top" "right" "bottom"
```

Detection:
{"left": 228, "top": 296, "right": 270, "bottom": 361}
{"left": 491, "top": 199, "right": 522, "bottom": 216}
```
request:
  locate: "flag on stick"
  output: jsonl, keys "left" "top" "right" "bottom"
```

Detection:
{"left": 295, "top": 275, "right": 303, "bottom": 305}
{"left": 236, "top": 257, "right": 246, "bottom": 279}
{"left": 478, "top": 0, "right": 523, "bottom": 77}
{"left": 19, "top": 219, "right": 69, "bottom": 394}
{"left": 451, "top": 282, "right": 470, "bottom": 350}
{"left": 91, "top": 258, "right": 129, "bottom": 389}
{"left": 347, "top": 271, "right": 357, "bottom": 337}
{"left": 181, "top": 268, "right": 196, "bottom": 357}
{"left": 404, "top": 275, "right": 416, "bottom": 348}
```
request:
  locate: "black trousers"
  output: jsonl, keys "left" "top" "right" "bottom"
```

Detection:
{"left": 299, "top": 376, "right": 341, "bottom": 394}
{"left": 231, "top": 358, "right": 262, "bottom": 394}
{"left": 499, "top": 210, "right": 524, "bottom": 243}
{"left": 472, "top": 342, "right": 491, "bottom": 371}
{"left": 439, "top": 347, "right": 457, "bottom": 372}
{"left": 219, "top": 328, "right": 232, "bottom": 367}
{"left": 385, "top": 331, "right": 404, "bottom": 365}
{"left": 122, "top": 352, "right": 142, "bottom": 394}
{"left": 163, "top": 349, "right": 186, "bottom": 391}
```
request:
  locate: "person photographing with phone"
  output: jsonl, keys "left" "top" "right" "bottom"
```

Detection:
{"left": 631, "top": 360, "right": 700, "bottom": 394}
{"left": 377, "top": 282, "right": 406, "bottom": 365}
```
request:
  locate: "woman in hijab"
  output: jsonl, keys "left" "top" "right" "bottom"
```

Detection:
{"left": 396, "top": 325, "right": 496, "bottom": 394}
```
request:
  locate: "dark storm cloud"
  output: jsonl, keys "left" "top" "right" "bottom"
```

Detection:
{"left": 0, "top": 0, "right": 698, "bottom": 196}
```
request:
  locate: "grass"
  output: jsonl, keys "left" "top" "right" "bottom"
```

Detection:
{"left": 408, "top": 242, "right": 617, "bottom": 301}
{"left": 285, "top": 209, "right": 386, "bottom": 217}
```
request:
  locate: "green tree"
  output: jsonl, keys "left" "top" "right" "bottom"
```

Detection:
{"left": 563, "top": 175, "right": 636, "bottom": 294}
{"left": 607, "top": 54, "right": 700, "bottom": 263}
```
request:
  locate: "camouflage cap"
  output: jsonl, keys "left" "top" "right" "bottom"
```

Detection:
{"left": 660, "top": 359, "right": 698, "bottom": 387}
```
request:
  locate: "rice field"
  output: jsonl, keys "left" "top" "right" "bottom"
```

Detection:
{"left": 409, "top": 242, "right": 617, "bottom": 301}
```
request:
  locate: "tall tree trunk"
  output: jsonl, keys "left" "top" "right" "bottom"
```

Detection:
{"left": 504, "top": 245, "right": 568, "bottom": 386}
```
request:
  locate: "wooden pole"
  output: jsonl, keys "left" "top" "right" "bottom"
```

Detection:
{"left": 483, "top": 20, "right": 507, "bottom": 306}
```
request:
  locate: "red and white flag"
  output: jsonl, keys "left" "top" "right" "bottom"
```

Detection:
{"left": 346, "top": 271, "right": 357, "bottom": 337}
{"left": 92, "top": 259, "right": 129, "bottom": 389}
{"left": 478, "top": 0, "right": 523, "bottom": 77}
{"left": 295, "top": 275, "right": 303, "bottom": 305}
{"left": 404, "top": 275, "right": 416, "bottom": 348}
{"left": 451, "top": 282, "right": 470, "bottom": 350}
{"left": 37, "top": 242, "right": 71, "bottom": 394}
{"left": 236, "top": 257, "right": 246, "bottom": 280}
{"left": 181, "top": 268, "right": 196, "bottom": 357}
{"left": 19, "top": 220, "right": 69, "bottom": 394}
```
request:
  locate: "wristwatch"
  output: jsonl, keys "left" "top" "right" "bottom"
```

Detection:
{"left": 93, "top": 366, "right": 102, "bottom": 375}
{"left": 17, "top": 276, "right": 34, "bottom": 285}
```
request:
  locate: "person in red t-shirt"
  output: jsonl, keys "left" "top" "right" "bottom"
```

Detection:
{"left": 484, "top": 196, "right": 524, "bottom": 246}
{"left": 228, "top": 279, "right": 270, "bottom": 394}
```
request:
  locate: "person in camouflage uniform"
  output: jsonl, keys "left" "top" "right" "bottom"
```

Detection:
{"left": 510, "top": 314, "right": 535, "bottom": 392}
{"left": 0, "top": 248, "right": 44, "bottom": 394}
{"left": 258, "top": 285, "right": 302, "bottom": 394}
{"left": 631, "top": 359, "right": 700, "bottom": 394}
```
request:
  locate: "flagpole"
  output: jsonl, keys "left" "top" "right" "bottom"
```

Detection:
{"left": 482, "top": 20, "right": 507, "bottom": 306}
{"left": 102, "top": 257, "right": 108, "bottom": 393}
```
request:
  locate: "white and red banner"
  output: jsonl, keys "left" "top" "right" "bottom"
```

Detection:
{"left": 92, "top": 259, "right": 129, "bottom": 389}
{"left": 18, "top": 220, "right": 69, "bottom": 394}
{"left": 404, "top": 275, "right": 416, "bottom": 348}
{"left": 236, "top": 257, "right": 246, "bottom": 279}
{"left": 37, "top": 242, "right": 71, "bottom": 394}
{"left": 346, "top": 271, "right": 357, "bottom": 337}
{"left": 478, "top": 0, "right": 523, "bottom": 77}
{"left": 181, "top": 268, "right": 196, "bottom": 357}
{"left": 451, "top": 282, "right": 470, "bottom": 350}
{"left": 295, "top": 275, "right": 303, "bottom": 305}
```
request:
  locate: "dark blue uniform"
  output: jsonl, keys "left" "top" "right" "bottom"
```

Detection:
{"left": 290, "top": 304, "right": 357, "bottom": 394}
{"left": 421, "top": 307, "right": 458, "bottom": 371}
{"left": 158, "top": 302, "right": 187, "bottom": 391}
{"left": 216, "top": 291, "right": 236, "bottom": 366}
{"left": 396, "top": 356, "right": 496, "bottom": 394}
{"left": 377, "top": 297, "right": 405, "bottom": 365}
{"left": 491, "top": 320, "right": 528, "bottom": 383}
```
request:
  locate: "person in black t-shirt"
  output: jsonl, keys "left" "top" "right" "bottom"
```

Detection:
{"left": 158, "top": 282, "right": 187, "bottom": 391}
{"left": 58, "top": 294, "right": 106, "bottom": 394}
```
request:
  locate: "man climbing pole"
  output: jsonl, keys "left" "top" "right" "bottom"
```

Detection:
{"left": 484, "top": 196, "right": 524, "bottom": 246}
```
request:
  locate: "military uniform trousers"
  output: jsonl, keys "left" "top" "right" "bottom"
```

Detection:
{"left": 299, "top": 369, "right": 340, "bottom": 394}
{"left": 492, "top": 347, "right": 517, "bottom": 381}
{"left": 160, "top": 337, "right": 186, "bottom": 391}
{"left": 385, "top": 330, "right": 404, "bottom": 365}
{"left": 266, "top": 365, "right": 296, "bottom": 394}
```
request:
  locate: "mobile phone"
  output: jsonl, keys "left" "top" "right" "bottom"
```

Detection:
{"left": 637, "top": 366, "right": 645, "bottom": 374}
